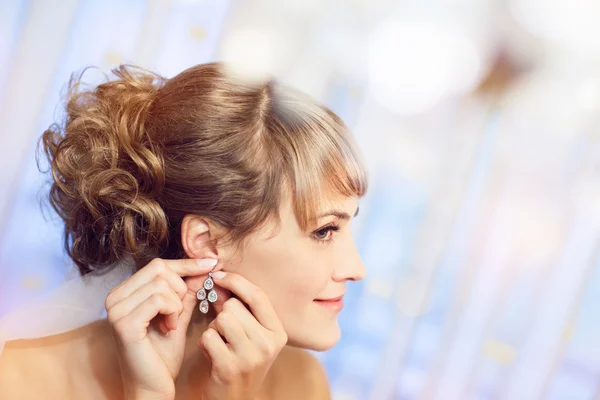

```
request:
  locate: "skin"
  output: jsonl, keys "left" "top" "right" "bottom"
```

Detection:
{"left": 184, "top": 189, "right": 365, "bottom": 352}
{"left": 0, "top": 189, "right": 365, "bottom": 399}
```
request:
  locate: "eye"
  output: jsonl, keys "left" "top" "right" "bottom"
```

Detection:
{"left": 311, "top": 223, "right": 340, "bottom": 244}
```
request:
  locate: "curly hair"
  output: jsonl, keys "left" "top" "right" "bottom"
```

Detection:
{"left": 38, "top": 62, "right": 368, "bottom": 276}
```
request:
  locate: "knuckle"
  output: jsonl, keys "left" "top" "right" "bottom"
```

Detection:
{"left": 149, "top": 293, "right": 166, "bottom": 308}
{"left": 149, "top": 258, "right": 167, "bottom": 274}
{"left": 112, "top": 319, "right": 128, "bottom": 336}
{"left": 223, "top": 298, "right": 241, "bottom": 311}
{"left": 215, "top": 365, "right": 236, "bottom": 383}
{"left": 244, "top": 352, "right": 265, "bottom": 372}
{"left": 206, "top": 321, "right": 216, "bottom": 332}
{"left": 202, "top": 328, "right": 213, "bottom": 342}
{"left": 224, "top": 363, "right": 240, "bottom": 377}
{"left": 262, "top": 342, "right": 277, "bottom": 358}
{"left": 279, "top": 331, "right": 288, "bottom": 346}
{"left": 252, "top": 355, "right": 265, "bottom": 369}
{"left": 216, "top": 312, "right": 230, "bottom": 327}
{"left": 176, "top": 279, "right": 187, "bottom": 295}
{"left": 105, "top": 288, "right": 122, "bottom": 310}
{"left": 239, "top": 359, "right": 254, "bottom": 373}
{"left": 106, "top": 309, "right": 118, "bottom": 325}
{"left": 153, "top": 276, "right": 171, "bottom": 292}
{"left": 104, "top": 294, "right": 113, "bottom": 311}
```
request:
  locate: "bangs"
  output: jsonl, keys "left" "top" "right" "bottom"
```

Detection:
{"left": 266, "top": 84, "right": 369, "bottom": 230}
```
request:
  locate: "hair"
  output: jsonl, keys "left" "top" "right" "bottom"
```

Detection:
{"left": 38, "top": 62, "right": 368, "bottom": 276}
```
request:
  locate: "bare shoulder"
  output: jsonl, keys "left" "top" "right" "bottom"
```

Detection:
{"left": 0, "top": 337, "right": 70, "bottom": 398}
{"left": 265, "top": 346, "right": 331, "bottom": 400}
{"left": 0, "top": 319, "right": 122, "bottom": 399}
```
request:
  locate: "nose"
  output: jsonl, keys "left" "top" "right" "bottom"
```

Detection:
{"left": 332, "top": 237, "right": 366, "bottom": 282}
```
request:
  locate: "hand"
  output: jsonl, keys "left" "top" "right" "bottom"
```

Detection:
{"left": 104, "top": 257, "right": 218, "bottom": 399}
{"left": 197, "top": 271, "right": 288, "bottom": 400}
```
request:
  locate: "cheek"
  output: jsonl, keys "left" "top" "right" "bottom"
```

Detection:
{"left": 282, "top": 253, "right": 333, "bottom": 306}
{"left": 235, "top": 238, "right": 333, "bottom": 313}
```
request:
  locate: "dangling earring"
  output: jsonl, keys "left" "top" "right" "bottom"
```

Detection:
{"left": 197, "top": 271, "right": 218, "bottom": 314}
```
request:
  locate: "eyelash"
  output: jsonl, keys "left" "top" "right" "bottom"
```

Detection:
{"left": 311, "top": 223, "right": 340, "bottom": 244}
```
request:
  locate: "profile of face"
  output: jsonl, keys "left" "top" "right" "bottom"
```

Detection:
{"left": 183, "top": 189, "right": 366, "bottom": 351}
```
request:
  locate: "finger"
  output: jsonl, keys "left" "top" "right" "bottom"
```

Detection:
{"left": 108, "top": 277, "right": 181, "bottom": 324}
{"left": 164, "top": 257, "right": 219, "bottom": 277}
{"left": 198, "top": 341, "right": 211, "bottom": 360}
{"left": 180, "top": 284, "right": 202, "bottom": 329}
{"left": 158, "top": 319, "right": 170, "bottom": 335}
{"left": 210, "top": 311, "right": 249, "bottom": 352}
{"left": 211, "top": 272, "right": 282, "bottom": 332}
{"left": 200, "top": 327, "right": 233, "bottom": 371}
{"left": 207, "top": 285, "right": 232, "bottom": 315}
{"left": 180, "top": 272, "right": 231, "bottom": 325}
{"left": 221, "top": 298, "right": 265, "bottom": 343}
{"left": 164, "top": 305, "right": 181, "bottom": 332}
{"left": 106, "top": 258, "right": 217, "bottom": 308}
{"left": 113, "top": 293, "right": 182, "bottom": 342}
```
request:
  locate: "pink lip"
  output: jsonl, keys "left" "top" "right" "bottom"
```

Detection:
{"left": 314, "top": 295, "right": 344, "bottom": 312}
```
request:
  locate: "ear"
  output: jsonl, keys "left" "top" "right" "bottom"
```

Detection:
{"left": 181, "top": 214, "right": 221, "bottom": 260}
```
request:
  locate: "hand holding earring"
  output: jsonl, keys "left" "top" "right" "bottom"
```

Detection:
{"left": 197, "top": 271, "right": 288, "bottom": 400}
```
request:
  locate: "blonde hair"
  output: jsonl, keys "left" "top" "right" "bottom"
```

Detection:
{"left": 39, "top": 62, "right": 368, "bottom": 275}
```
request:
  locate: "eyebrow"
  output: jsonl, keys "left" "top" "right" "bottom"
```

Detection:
{"left": 317, "top": 206, "right": 360, "bottom": 220}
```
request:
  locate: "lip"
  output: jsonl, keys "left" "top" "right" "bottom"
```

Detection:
{"left": 314, "top": 295, "right": 345, "bottom": 312}
{"left": 316, "top": 294, "right": 344, "bottom": 302}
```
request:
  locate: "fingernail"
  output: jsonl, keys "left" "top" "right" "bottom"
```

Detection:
{"left": 212, "top": 271, "right": 226, "bottom": 279}
{"left": 197, "top": 258, "right": 218, "bottom": 269}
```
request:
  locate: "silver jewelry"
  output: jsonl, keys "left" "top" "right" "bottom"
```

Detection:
{"left": 197, "top": 271, "right": 218, "bottom": 314}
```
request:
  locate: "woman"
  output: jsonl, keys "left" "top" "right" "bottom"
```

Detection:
{"left": 0, "top": 62, "right": 368, "bottom": 399}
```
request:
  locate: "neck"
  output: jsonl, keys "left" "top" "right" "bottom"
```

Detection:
{"left": 174, "top": 306, "right": 216, "bottom": 396}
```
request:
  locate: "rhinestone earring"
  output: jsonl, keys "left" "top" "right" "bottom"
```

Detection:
{"left": 197, "top": 271, "right": 218, "bottom": 314}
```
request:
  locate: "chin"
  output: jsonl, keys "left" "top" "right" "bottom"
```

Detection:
{"left": 287, "top": 321, "right": 342, "bottom": 351}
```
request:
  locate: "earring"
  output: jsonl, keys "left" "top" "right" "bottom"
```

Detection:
{"left": 197, "top": 271, "right": 218, "bottom": 314}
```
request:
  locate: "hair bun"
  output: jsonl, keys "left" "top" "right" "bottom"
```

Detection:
{"left": 39, "top": 65, "right": 168, "bottom": 274}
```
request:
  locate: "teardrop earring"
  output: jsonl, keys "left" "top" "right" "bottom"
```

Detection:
{"left": 197, "top": 271, "right": 218, "bottom": 314}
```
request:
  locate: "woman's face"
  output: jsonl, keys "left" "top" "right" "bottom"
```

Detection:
{"left": 223, "top": 191, "right": 365, "bottom": 351}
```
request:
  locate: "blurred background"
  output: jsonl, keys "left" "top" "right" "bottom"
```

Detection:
{"left": 1, "top": 0, "right": 599, "bottom": 399}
